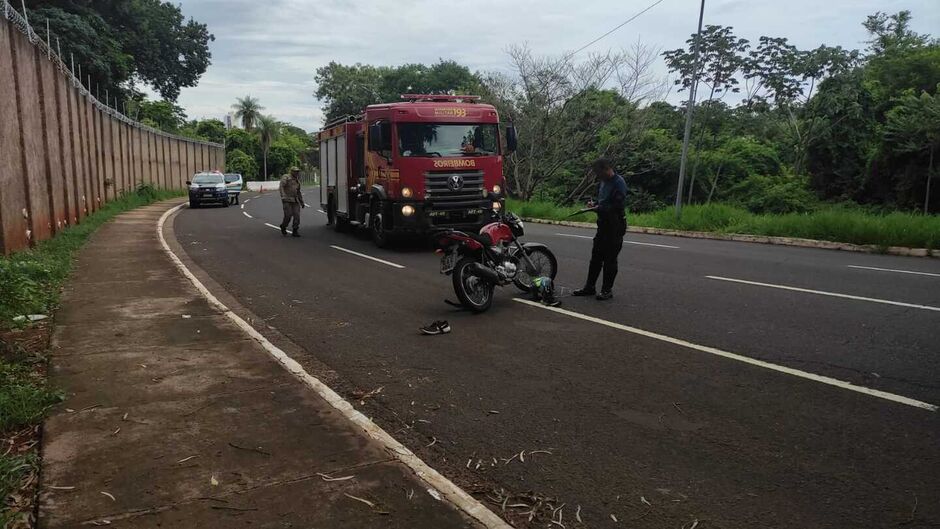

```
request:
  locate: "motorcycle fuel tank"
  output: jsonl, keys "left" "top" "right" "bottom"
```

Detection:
{"left": 480, "top": 221, "right": 514, "bottom": 246}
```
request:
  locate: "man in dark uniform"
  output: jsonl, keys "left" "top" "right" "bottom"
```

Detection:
{"left": 573, "top": 158, "right": 627, "bottom": 300}
{"left": 279, "top": 167, "right": 305, "bottom": 237}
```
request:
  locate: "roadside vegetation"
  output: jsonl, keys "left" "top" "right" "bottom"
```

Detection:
{"left": 316, "top": 10, "right": 939, "bottom": 240}
{"left": 0, "top": 184, "right": 179, "bottom": 527}
{"left": 508, "top": 199, "right": 940, "bottom": 249}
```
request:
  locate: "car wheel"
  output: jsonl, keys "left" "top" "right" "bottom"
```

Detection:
{"left": 189, "top": 200, "right": 199, "bottom": 208}
{"left": 221, "top": 198, "right": 229, "bottom": 208}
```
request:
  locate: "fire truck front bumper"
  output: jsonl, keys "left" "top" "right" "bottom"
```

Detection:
{"left": 390, "top": 200, "right": 502, "bottom": 233}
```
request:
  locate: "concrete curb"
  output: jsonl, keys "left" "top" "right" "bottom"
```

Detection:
{"left": 522, "top": 217, "right": 940, "bottom": 258}
{"left": 157, "top": 203, "right": 511, "bottom": 529}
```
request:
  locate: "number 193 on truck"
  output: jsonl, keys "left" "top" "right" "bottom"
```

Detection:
{"left": 317, "top": 94, "right": 517, "bottom": 247}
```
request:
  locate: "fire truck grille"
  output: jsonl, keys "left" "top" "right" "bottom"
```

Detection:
{"left": 425, "top": 171, "right": 485, "bottom": 210}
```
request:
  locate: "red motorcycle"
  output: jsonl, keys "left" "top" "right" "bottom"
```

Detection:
{"left": 434, "top": 207, "right": 557, "bottom": 313}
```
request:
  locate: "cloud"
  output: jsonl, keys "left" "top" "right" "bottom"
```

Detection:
{"left": 172, "top": 0, "right": 939, "bottom": 132}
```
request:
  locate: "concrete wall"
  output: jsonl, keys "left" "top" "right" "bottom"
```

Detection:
{"left": 0, "top": 15, "right": 223, "bottom": 254}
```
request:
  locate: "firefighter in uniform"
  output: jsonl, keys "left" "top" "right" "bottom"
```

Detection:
{"left": 572, "top": 158, "right": 627, "bottom": 300}
{"left": 279, "top": 167, "right": 305, "bottom": 237}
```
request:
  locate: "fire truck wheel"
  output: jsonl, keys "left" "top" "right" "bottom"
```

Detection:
{"left": 371, "top": 210, "right": 390, "bottom": 248}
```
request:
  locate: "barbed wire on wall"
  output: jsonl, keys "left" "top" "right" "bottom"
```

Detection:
{"left": 2, "top": 0, "right": 223, "bottom": 148}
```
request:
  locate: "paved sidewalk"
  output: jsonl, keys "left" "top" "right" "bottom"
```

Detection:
{"left": 39, "top": 202, "right": 476, "bottom": 528}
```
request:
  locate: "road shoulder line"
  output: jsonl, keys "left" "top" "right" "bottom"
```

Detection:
{"left": 158, "top": 203, "right": 511, "bottom": 529}
{"left": 513, "top": 298, "right": 937, "bottom": 412}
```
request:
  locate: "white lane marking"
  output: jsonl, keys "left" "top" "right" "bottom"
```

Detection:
{"left": 158, "top": 204, "right": 510, "bottom": 529}
{"left": 240, "top": 204, "right": 244, "bottom": 209}
{"left": 264, "top": 223, "right": 281, "bottom": 231}
{"left": 242, "top": 211, "right": 253, "bottom": 219}
{"left": 847, "top": 265, "right": 940, "bottom": 278}
{"left": 243, "top": 198, "right": 251, "bottom": 204}
{"left": 330, "top": 245, "right": 405, "bottom": 269}
{"left": 318, "top": 209, "right": 326, "bottom": 214}
{"left": 555, "top": 232, "right": 679, "bottom": 249}
{"left": 707, "top": 275, "right": 940, "bottom": 313}
{"left": 513, "top": 298, "right": 937, "bottom": 412}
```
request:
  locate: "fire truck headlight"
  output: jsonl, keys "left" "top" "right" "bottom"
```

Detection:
{"left": 401, "top": 186, "right": 413, "bottom": 199}
{"left": 401, "top": 205, "right": 415, "bottom": 217}
{"left": 492, "top": 201, "right": 501, "bottom": 211}
{"left": 492, "top": 184, "right": 501, "bottom": 195}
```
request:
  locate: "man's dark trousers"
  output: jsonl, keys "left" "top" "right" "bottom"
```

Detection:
{"left": 586, "top": 217, "right": 626, "bottom": 292}
{"left": 280, "top": 201, "right": 301, "bottom": 232}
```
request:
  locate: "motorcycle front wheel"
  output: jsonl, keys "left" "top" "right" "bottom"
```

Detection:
{"left": 512, "top": 247, "right": 558, "bottom": 292}
{"left": 452, "top": 257, "right": 494, "bottom": 313}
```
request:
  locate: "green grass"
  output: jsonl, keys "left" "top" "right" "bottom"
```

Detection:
{"left": 0, "top": 361, "right": 62, "bottom": 432}
{"left": 0, "top": 185, "right": 182, "bottom": 324}
{"left": 507, "top": 199, "right": 940, "bottom": 250}
{"left": 0, "top": 452, "right": 37, "bottom": 527}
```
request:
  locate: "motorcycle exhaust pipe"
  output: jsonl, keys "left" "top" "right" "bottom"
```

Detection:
{"left": 468, "top": 262, "right": 501, "bottom": 284}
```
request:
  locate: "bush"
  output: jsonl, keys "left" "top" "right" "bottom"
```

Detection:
{"left": 726, "top": 174, "right": 818, "bottom": 214}
{"left": 626, "top": 188, "right": 666, "bottom": 213}
{"left": 225, "top": 149, "right": 257, "bottom": 180}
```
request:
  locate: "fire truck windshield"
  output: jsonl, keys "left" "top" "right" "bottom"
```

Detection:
{"left": 398, "top": 123, "right": 498, "bottom": 157}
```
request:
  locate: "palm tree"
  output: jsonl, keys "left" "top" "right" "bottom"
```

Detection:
{"left": 256, "top": 115, "right": 281, "bottom": 180}
{"left": 232, "top": 95, "right": 264, "bottom": 130}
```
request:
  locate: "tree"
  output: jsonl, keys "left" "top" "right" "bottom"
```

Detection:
{"left": 256, "top": 115, "right": 281, "bottom": 180}
{"left": 863, "top": 11, "right": 931, "bottom": 54}
{"left": 664, "top": 25, "right": 750, "bottom": 202}
{"left": 233, "top": 96, "right": 264, "bottom": 131}
{"left": 225, "top": 149, "right": 258, "bottom": 180}
{"left": 27, "top": 0, "right": 214, "bottom": 101}
{"left": 314, "top": 60, "right": 484, "bottom": 122}
{"left": 884, "top": 89, "right": 940, "bottom": 213}
{"left": 131, "top": 99, "right": 186, "bottom": 132}
{"left": 194, "top": 119, "right": 226, "bottom": 144}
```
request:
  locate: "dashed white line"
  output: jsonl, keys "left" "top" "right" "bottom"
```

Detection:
{"left": 243, "top": 211, "right": 253, "bottom": 219}
{"left": 555, "top": 232, "right": 679, "bottom": 249}
{"left": 707, "top": 275, "right": 940, "bottom": 312}
{"left": 513, "top": 298, "right": 937, "bottom": 412}
{"left": 847, "top": 265, "right": 940, "bottom": 278}
{"left": 330, "top": 245, "right": 405, "bottom": 269}
{"left": 240, "top": 204, "right": 245, "bottom": 209}
{"left": 264, "top": 223, "right": 281, "bottom": 231}
{"left": 318, "top": 209, "right": 326, "bottom": 214}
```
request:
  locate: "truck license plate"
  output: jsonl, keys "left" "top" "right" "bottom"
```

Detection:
{"left": 440, "top": 251, "right": 457, "bottom": 274}
{"left": 466, "top": 208, "right": 483, "bottom": 215}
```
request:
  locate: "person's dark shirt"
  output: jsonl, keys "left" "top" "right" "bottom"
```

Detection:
{"left": 596, "top": 173, "right": 627, "bottom": 224}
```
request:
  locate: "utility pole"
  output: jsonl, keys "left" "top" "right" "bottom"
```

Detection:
{"left": 674, "top": 0, "right": 706, "bottom": 219}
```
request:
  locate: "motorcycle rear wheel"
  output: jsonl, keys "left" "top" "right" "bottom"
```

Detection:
{"left": 512, "top": 247, "right": 558, "bottom": 292}
{"left": 452, "top": 257, "right": 494, "bottom": 313}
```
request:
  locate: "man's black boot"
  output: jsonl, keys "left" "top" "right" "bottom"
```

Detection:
{"left": 292, "top": 229, "right": 300, "bottom": 237}
{"left": 596, "top": 291, "right": 613, "bottom": 301}
{"left": 572, "top": 287, "right": 596, "bottom": 296}
{"left": 280, "top": 226, "right": 287, "bottom": 236}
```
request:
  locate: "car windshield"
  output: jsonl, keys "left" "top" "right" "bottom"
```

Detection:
{"left": 398, "top": 123, "right": 498, "bottom": 157}
{"left": 223, "top": 174, "right": 240, "bottom": 183}
{"left": 193, "top": 173, "right": 223, "bottom": 184}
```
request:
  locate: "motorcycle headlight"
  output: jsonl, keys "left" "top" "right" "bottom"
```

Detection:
{"left": 401, "top": 187, "right": 413, "bottom": 199}
{"left": 492, "top": 201, "right": 501, "bottom": 211}
{"left": 401, "top": 205, "right": 415, "bottom": 217}
{"left": 492, "top": 184, "right": 501, "bottom": 195}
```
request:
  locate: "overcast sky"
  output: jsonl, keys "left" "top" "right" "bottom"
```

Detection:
{"left": 170, "top": 0, "right": 939, "bottom": 133}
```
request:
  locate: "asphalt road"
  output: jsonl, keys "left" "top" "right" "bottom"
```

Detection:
{"left": 174, "top": 188, "right": 940, "bottom": 529}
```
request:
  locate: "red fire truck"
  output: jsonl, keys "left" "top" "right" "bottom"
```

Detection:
{"left": 317, "top": 94, "right": 516, "bottom": 247}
